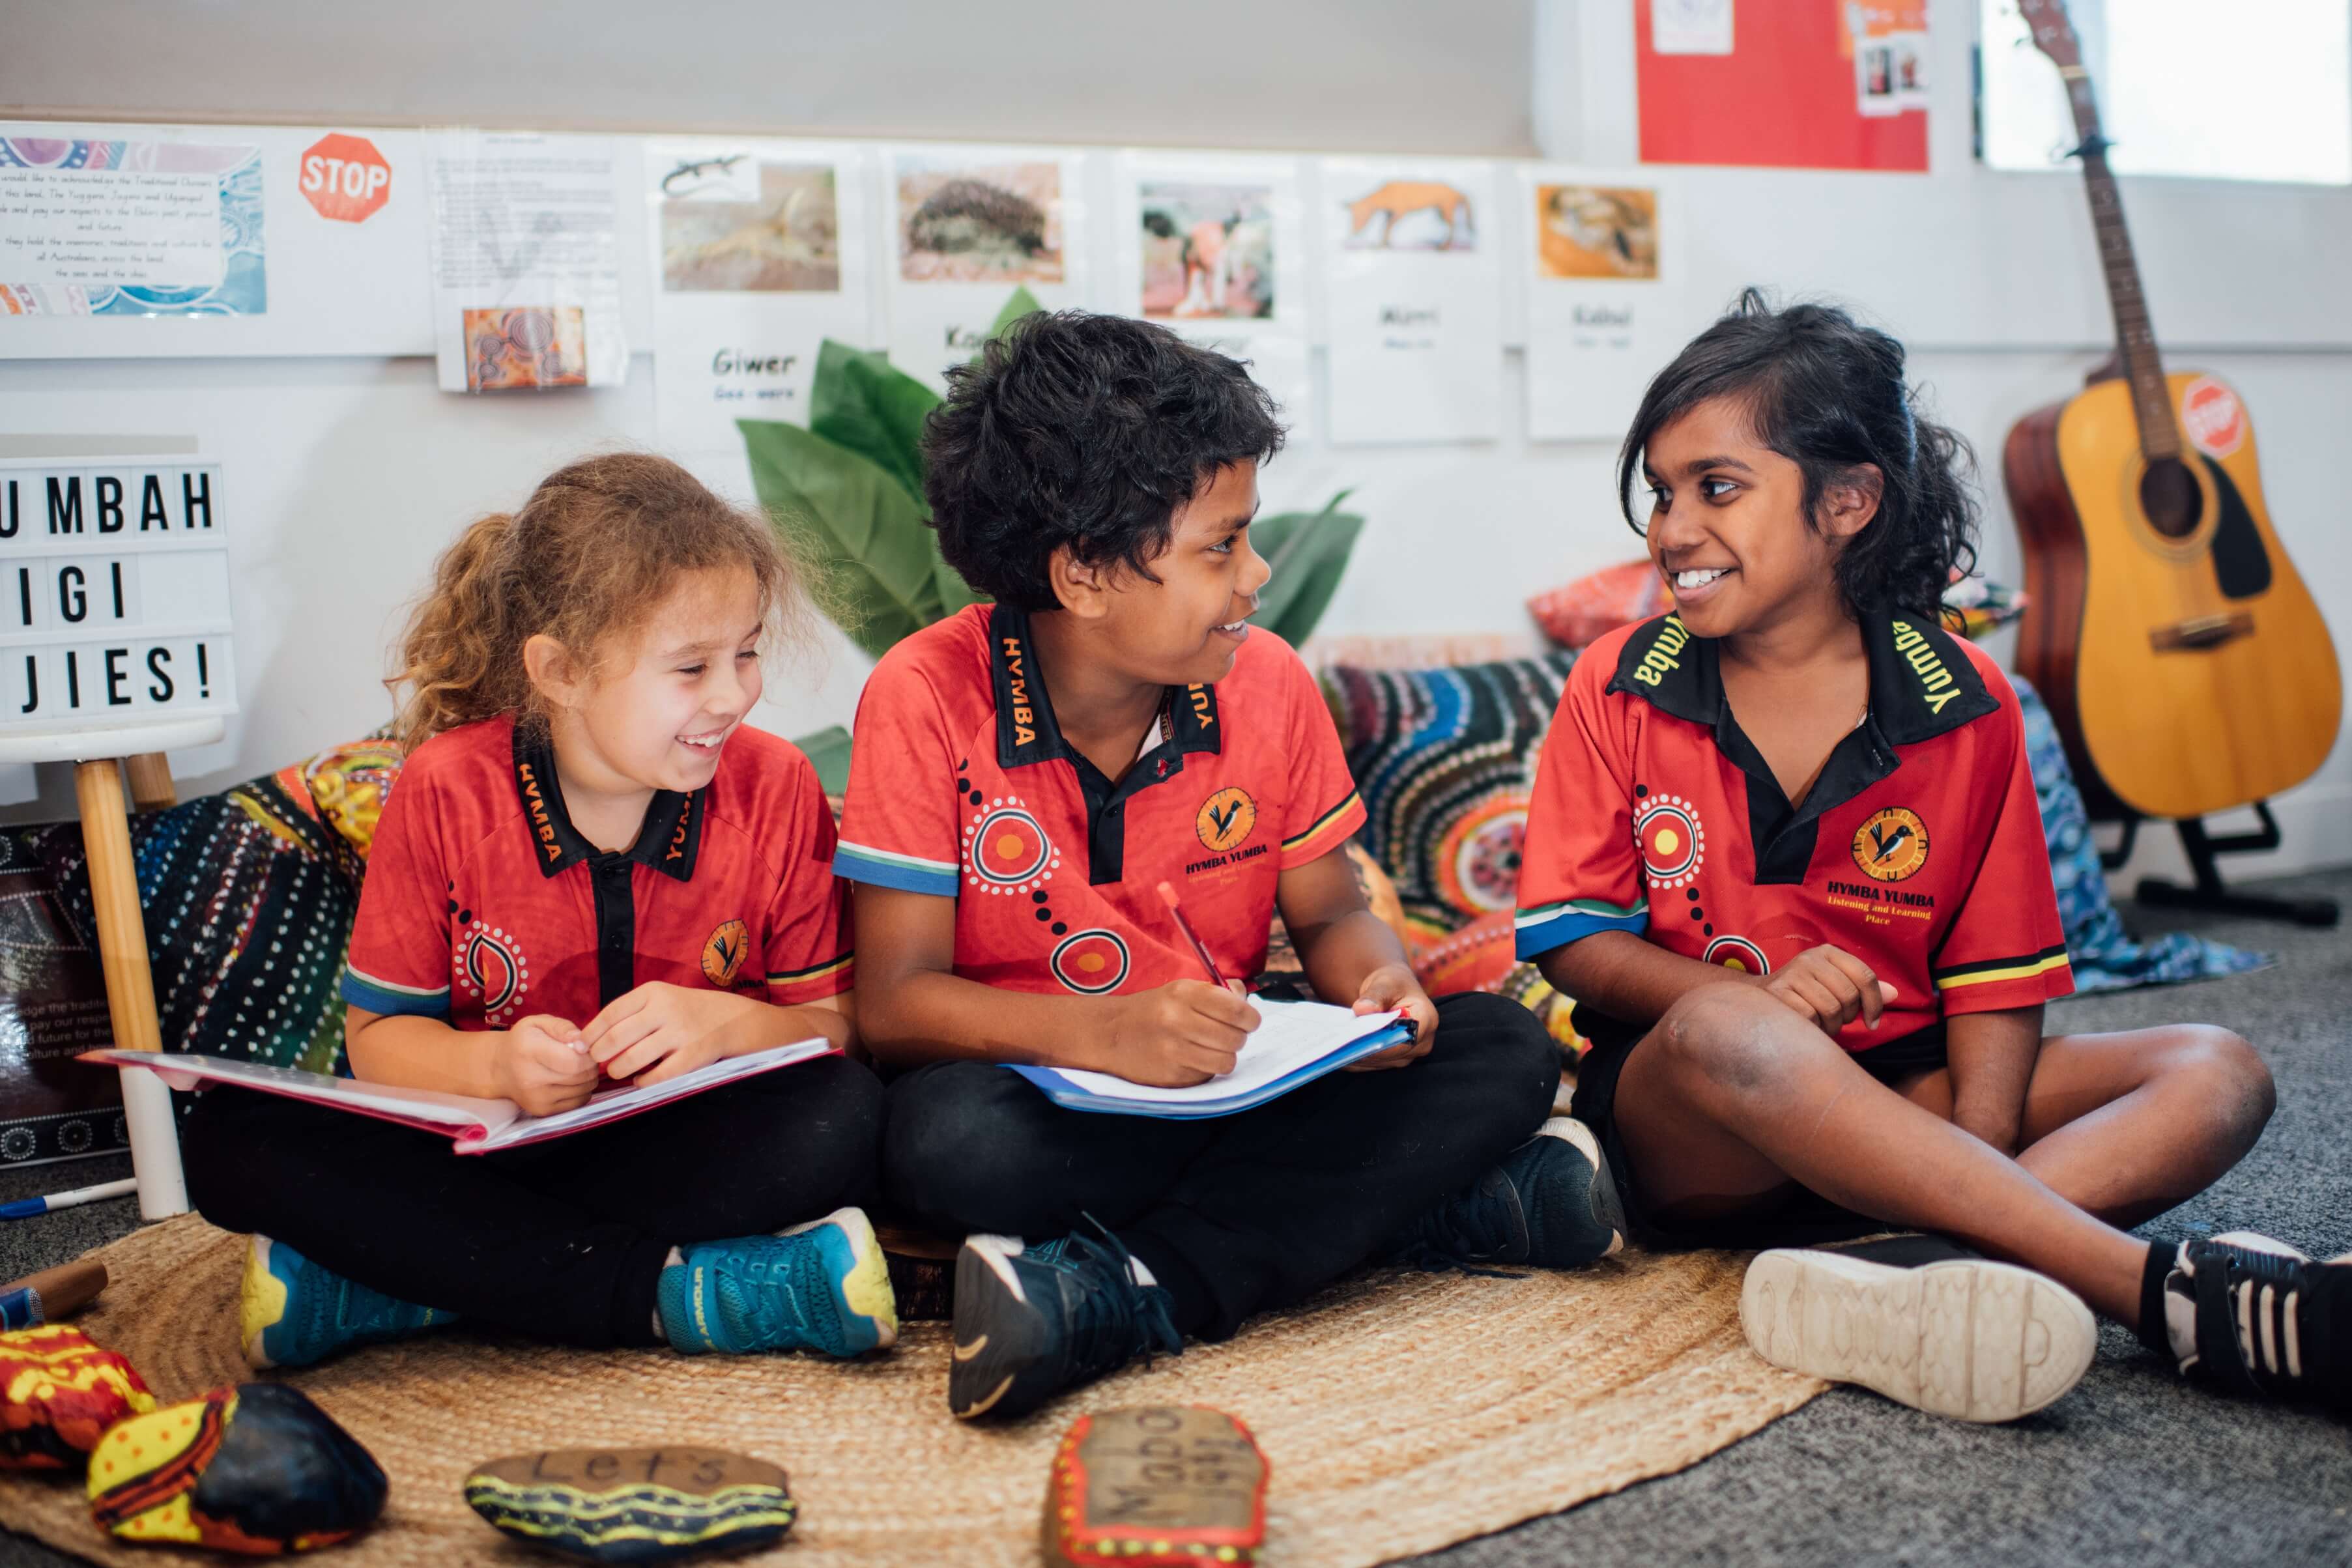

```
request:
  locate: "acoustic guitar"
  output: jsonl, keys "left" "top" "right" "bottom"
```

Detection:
{"left": 2003, "top": 0, "right": 2340, "bottom": 825}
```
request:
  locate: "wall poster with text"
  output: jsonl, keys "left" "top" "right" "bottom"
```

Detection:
{"left": 1522, "top": 169, "right": 1683, "bottom": 441}
{"left": 646, "top": 139, "right": 873, "bottom": 451}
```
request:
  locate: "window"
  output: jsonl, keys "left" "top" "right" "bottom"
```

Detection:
{"left": 1978, "top": 0, "right": 2352, "bottom": 184}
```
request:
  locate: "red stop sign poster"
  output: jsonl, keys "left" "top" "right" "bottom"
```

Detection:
{"left": 299, "top": 134, "right": 392, "bottom": 223}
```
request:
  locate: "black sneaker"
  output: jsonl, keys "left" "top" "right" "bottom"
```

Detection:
{"left": 2170, "top": 1232, "right": 2352, "bottom": 1408}
{"left": 947, "top": 1227, "right": 1183, "bottom": 1421}
{"left": 1394, "top": 1116, "right": 1628, "bottom": 1273}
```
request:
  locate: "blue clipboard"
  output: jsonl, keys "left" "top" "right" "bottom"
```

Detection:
{"left": 1007, "top": 1018, "right": 1413, "bottom": 1119}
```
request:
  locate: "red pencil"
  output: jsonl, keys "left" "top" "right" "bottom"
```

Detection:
{"left": 1156, "top": 881, "right": 1231, "bottom": 990}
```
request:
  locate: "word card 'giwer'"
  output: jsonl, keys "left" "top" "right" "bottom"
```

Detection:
{"left": 0, "top": 459, "right": 236, "bottom": 730}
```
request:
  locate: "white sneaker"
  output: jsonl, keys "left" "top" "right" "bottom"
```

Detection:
{"left": 1741, "top": 1244, "right": 2096, "bottom": 1422}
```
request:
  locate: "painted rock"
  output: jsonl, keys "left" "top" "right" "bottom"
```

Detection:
{"left": 465, "top": 1446, "right": 796, "bottom": 1563}
{"left": 0, "top": 1325, "right": 155, "bottom": 1471}
{"left": 1044, "top": 1406, "right": 1269, "bottom": 1567}
{"left": 87, "top": 1382, "right": 387, "bottom": 1553}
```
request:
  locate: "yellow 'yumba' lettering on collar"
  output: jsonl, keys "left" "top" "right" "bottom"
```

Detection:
{"left": 1888, "top": 619, "right": 1960, "bottom": 714}
{"left": 1631, "top": 615, "right": 1690, "bottom": 687}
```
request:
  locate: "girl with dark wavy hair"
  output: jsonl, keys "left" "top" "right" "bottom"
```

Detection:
{"left": 1508, "top": 293, "right": 2338, "bottom": 1426}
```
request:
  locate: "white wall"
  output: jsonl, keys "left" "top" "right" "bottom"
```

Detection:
{"left": 2, "top": 1, "right": 2346, "bottom": 887}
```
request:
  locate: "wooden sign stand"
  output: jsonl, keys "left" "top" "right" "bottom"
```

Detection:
{"left": 0, "top": 716, "right": 225, "bottom": 1221}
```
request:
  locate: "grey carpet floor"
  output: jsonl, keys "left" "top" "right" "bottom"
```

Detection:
{"left": 2, "top": 870, "right": 2346, "bottom": 1567}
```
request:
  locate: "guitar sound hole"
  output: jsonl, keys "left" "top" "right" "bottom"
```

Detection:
{"left": 2140, "top": 458, "right": 2201, "bottom": 539}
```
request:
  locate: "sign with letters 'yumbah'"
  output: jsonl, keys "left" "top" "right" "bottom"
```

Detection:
{"left": 0, "top": 458, "right": 236, "bottom": 732}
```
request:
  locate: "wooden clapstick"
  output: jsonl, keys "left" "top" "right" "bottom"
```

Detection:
{"left": 1, "top": 1261, "right": 107, "bottom": 1321}
{"left": 1044, "top": 1406, "right": 1268, "bottom": 1567}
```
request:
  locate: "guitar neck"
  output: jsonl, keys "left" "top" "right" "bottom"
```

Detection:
{"left": 2059, "top": 66, "right": 2183, "bottom": 460}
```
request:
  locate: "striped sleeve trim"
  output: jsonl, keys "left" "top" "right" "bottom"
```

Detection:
{"left": 341, "top": 965, "right": 451, "bottom": 1019}
{"left": 833, "top": 841, "right": 960, "bottom": 897}
{"left": 767, "top": 953, "right": 853, "bottom": 990}
{"left": 1932, "top": 944, "right": 2072, "bottom": 992}
{"left": 1514, "top": 898, "right": 1649, "bottom": 961}
{"left": 1280, "top": 790, "right": 1366, "bottom": 863}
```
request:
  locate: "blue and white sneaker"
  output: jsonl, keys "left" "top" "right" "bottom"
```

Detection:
{"left": 239, "top": 1234, "right": 455, "bottom": 1369}
{"left": 659, "top": 1206, "right": 898, "bottom": 1358}
{"left": 1393, "top": 1116, "right": 1628, "bottom": 1273}
{"left": 948, "top": 1227, "right": 1183, "bottom": 1421}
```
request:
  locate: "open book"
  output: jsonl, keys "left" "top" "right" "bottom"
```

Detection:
{"left": 1010, "top": 1000, "right": 1411, "bottom": 1119}
{"left": 85, "top": 1039, "right": 838, "bottom": 1154}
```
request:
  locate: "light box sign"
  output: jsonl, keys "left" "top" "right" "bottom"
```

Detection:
{"left": 0, "top": 459, "right": 236, "bottom": 730}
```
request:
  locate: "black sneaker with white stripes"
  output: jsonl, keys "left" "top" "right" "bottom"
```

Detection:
{"left": 2161, "top": 1232, "right": 2352, "bottom": 1409}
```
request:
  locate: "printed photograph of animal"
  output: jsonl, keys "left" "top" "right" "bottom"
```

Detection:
{"left": 1341, "top": 179, "right": 1476, "bottom": 250}
{"left": 661, "top": 162, "right": 840, "bottom": 292}
{"left": 898, "top": 162, "right": 1064, "bottom": 283}
{"left": 1536, "top": 184, "right": 1659, "bottom": 279}
{"left": 1139, "top": 182, "right": 1274, "bottom": 319}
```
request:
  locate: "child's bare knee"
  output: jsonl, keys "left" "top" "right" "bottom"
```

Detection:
{"left": 1656, "top": 984, "right": 1807, "bottom": 1093}
{"left": 2170, "top": 1024, "right": 2274, "bottom": 1132}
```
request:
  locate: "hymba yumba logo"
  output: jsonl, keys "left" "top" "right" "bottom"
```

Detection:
{"left": 1850, "top": 807, "right": 1929, "bottom": 882}
{"left": 1195, "top": 787, "right": 1257, "bottom": 853}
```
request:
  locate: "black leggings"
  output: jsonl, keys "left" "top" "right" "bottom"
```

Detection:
{"left": 180, "top": 1054, "right": 884, "bottom": 1348}
{"left": 883, "top": 991, "right": 1559, "bottom": 1341}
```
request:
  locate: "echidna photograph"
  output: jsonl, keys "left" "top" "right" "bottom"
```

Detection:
{"left": 896, "top": 159, "right": 1063, "bottom": 283}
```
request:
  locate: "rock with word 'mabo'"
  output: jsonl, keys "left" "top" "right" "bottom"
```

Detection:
{"left": 465, "top": 1446, "right": 796, "bottom": 1564}
{"left": 1044, "top": 1406, "right": 1269, "bottom": 1567}
{"left": 0, "top": 1325, "right": 156, "bottom": 1471}
{"left": 87, "top": 1382, "right": 387, "bottom": 1553}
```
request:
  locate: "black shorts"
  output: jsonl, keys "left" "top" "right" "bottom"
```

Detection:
{"left": 1569, "top": 1008, "right": 1949, "bottom": 1251}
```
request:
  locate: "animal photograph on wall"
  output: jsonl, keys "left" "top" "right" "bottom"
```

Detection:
{"left": 1139, "top": 181, "right": 1275, "bottom": 319}
{"left": 1340, "top": 178, "right": 1477, "bottom": 250}
{"left": 895, "top": 158, "right": 1065, "bottom": 283}
{"left": 659, "top": 158, "right": 841, "bottom": 292}
{"left": 1535, "top": 183, "right": 1659, "bottom": 279}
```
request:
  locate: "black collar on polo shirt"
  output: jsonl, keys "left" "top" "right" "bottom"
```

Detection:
{"left": 1606, "top": 610, "right": 1996, "bottom": 884}
{"left": 986, "top": 602, "right": 1223, "bottom": 885}
{"left": 509, "top": 722, "right": 706, "bottom": 882}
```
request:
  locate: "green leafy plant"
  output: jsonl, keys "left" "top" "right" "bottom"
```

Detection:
{"left": 740, "top": 286, "right": 1364, "bottom": 790}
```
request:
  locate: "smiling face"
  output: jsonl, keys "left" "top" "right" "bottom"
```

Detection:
{"left": 1639, "top": 395, "right": 1872, "bottom": 642}
{"left": 547, "top": 567, "right": 766, "bottom": 799}
{"left": 1080, "top": 459, "right": 1272, "bottom": 687}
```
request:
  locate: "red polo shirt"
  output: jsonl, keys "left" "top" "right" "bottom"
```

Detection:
{"left": 343, "top": 715, "right": 853, "bottom": 1030}
{"left": 1515, "top": 612, "right": 2072, "bottom": 1051}
{"left": 834, "top": 603, "right": 1364, "bottom": 994}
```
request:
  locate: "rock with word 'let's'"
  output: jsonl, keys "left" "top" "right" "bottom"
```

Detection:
{"left": 0, "top": 1325, "right": 155, "bottom": 1472}
{"left": 1045, "top": 1406, "right": 1269, "bottom": 1567}
{"left": 465, "top": 1446, "right": 796, "bottom": 1563}
{"left": 87, "top": 1382, "right": 386, "bottom": 1553}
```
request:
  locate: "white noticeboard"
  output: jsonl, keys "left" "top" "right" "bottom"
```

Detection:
{"left": 0, "top": 459, "right": 237, "bottom": 731}
{"left": 1319, "top": 156, "right": 1503, "bottom": 445}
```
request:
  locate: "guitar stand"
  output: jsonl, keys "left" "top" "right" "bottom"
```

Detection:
{"left": 2101, "top": 803, "right": 2340, "bottom": 928}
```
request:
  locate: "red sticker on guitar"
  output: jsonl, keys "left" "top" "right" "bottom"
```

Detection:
{"left": 2181, "top": 378, "right": 2245, "bottom": 459}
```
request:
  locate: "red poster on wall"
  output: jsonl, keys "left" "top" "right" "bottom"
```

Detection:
{"left": 1636, "top": 0, "right": 1930, "bottom": 173}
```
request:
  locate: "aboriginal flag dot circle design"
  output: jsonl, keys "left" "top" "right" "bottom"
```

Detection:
{"left": 962, "top": 797, "right": 1060, "bottom": 893}
{"left": 1634, "top": 795, "right": 1704, "bottom": 887}
{"left": 1704, "top": 935, "right": 1770, "bottom": 975}
{"left": 457, "top": 922, "right": 529, "bottom": 1022}
{"left": 1051, "top": 929, "right": 1132, "bottom": 995}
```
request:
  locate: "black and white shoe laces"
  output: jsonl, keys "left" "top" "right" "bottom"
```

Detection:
{"left": 2177, "top": 1231, "right": 2351, "bottom": 1406}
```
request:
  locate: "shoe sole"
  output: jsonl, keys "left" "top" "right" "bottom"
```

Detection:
{"left": 1741, "top": 1249, "right": 2095, "bottom": 1422}
{"left": 239, "top": 1234, "right": 289, "bottom": 1370}
{"left": 782, "top": 1206, "right": 899, "bottom": 1353}
{"left": 948, "top": 1236, "right": 1044, "bottom": 1420}
{"left": 1536, "top": 1116, "right": 1626, "bottom": 1264}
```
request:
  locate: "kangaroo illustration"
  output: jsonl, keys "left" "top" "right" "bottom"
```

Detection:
{"left": 1345, "top": 181, "right": 1474, "bottom": 249}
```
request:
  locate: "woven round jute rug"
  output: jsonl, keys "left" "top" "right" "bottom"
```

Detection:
{"left": 0, "top": 1216, "right": 1824, "bottom": 1565}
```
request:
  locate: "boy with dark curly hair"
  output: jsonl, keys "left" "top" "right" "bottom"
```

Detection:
{"left": 836, "top": 311, "right": 1588, "bottom": 1420}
